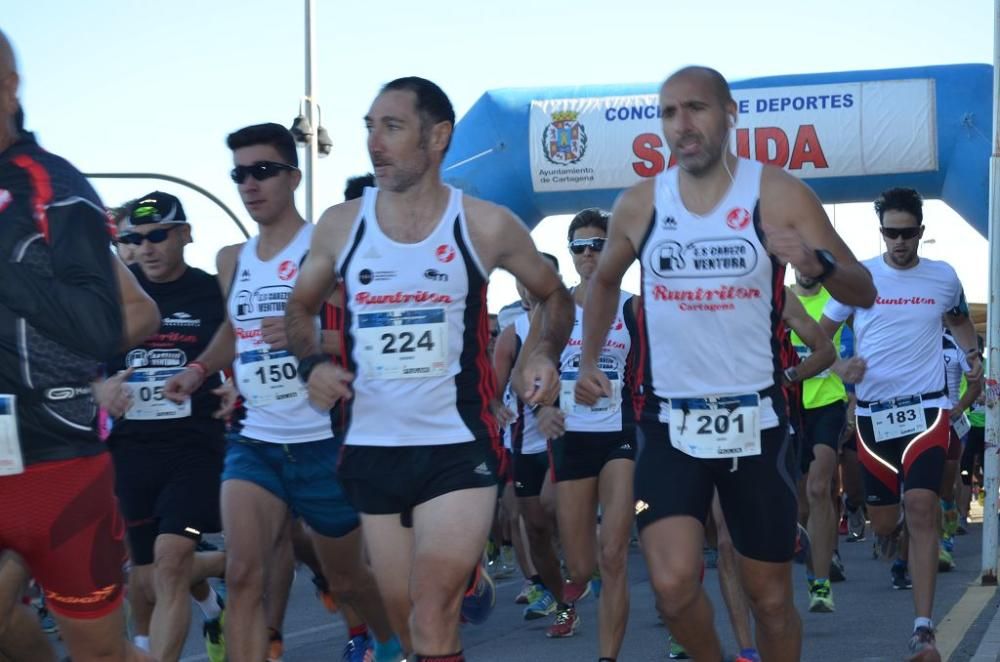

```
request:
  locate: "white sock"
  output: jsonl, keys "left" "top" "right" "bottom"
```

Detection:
{"left": 914, "top": 616, "right": 934, "bottom": 632}
{"left": 195, "top": 586, "right": 222, "bottom": 620}
{"left": 133, "top": 635, "right": 150, "bottom": 652}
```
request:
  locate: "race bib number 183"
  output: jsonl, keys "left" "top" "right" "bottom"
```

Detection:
{"left": 870, "top": 395, "right": 926, "bottom": 443}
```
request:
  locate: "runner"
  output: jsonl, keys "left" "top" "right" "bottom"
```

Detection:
{"left": 284, "top": 76, "right": 573, "bottom": 662}
{"left": 0, "top": 28, "right": 155, "bottom": 662}
{"left": 105, "top": 191, "right": 228, "bottom": 662}
{"left": 574, "top": 65, "right": 875, "bottom": 662}
{"left": 820, "top": 186, "right": 982, "bottom": 661}
{"left": 164, "top": 122, "right": 399, "bottom": 662}
{"left": 789, "top": 268, "right": 850, "bottom": 612}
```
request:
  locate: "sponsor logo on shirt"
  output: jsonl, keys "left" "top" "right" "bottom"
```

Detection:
{"left": 661, "top": 215, "right": 677, "bottom": 230}
{"left": 875, "top": 295, "right": 937, "bottom": 305}
{"left": 354, "top": 290, "right": 453, "bottom": 305}
{"left": 233, "top": 286, "right": 293, "bottom": 320}
{"left": 650, "top": 238, "right": 758, "bottom": 278}
{"left": 726, "top": 207, "right": 752, "bottom": 230}
{"left": 162, "top": 311, "right": 200, "bottom": 327}
{"left": 125, "top": 348, "right": 187, "bottom": 368}
{"left": 278, "top": 260, "right": 298, "bottom": 281}
{"left": 424, "top": 268, "right": 449, "bottom": 282}
{"left": 358, "top": 268, "right": 396, "bottom": 285}
{"left": 436, "top": 244, "right": 456, "bottom": 263}
{"left": 651, "top": 284, "right": 762, "bottom": 313}
{"left": 239, "top": 269, "right": 251, "bottom": 282}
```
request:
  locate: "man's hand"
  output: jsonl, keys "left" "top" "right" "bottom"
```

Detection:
{"left": 164, "top": 367, "right": 205, "bottom": 404}
{"left": 307, "top": 363, "right": 354, "bottom": 410}
{"left": 574, "top": 363, "right": 611, "bottom": 407}
{"left": 261, "top": 317, "right": 289, "bottom": 350}
{"left": 833, "top": 356, "right": 867, "bottom": 384}
{"left": 761, "top": 223, "right": 823, "bottom": 278}
{"left": 535, "top": 406, "right": 566, "bottom": 439}
{"left": 212, "top": 379, "right": 240, "bottom": 420}
{"left": 966, "top": 355, "right": 984, "bottom": 383}
{"left": 94, "top": 368, "right": 134, "bottom": 418}
{"left": 515, "top": 353, "right": 560, "bottom": 406}
{"left": 490, "top": 400, "right": 516, "bottom": 429}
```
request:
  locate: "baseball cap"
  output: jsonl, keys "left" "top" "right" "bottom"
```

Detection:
{"left": 126, "top": 191, "right": 187, "bottom": 227}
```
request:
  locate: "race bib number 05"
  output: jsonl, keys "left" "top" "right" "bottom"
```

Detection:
{"left": 357, "top": 309, "right": 448, "bottom": 379}
{"left": 664, "top": 394, "right": 761, "bottom": 459}
{"left": 559, "top": 370, "right": 621, "bottom": 415}
{"left": 0, "top": 395, "right": 23, "bottom": 476}
{"left": 238, "top": 349, "right": 307, "bottom": 408}
{"left": 870, "top": 394, "right": 926, "bottom": 443}
{"left": 125, "top": 368, "right": 192, "bottom": 421}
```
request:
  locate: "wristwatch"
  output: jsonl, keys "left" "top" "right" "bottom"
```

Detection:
{"left": 297, "top": 353, "right": 332, "bottom": 384}
{"left": 783, "top": 366, "right": 800, "bottom": 385}
{"left": 813, "top": 249, "right": 837, "bottom": 283}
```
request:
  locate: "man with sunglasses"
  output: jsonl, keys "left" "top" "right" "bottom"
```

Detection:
{"left": 285, "top": 77, "right": 573, "bottom": 662}
{"left": 164, "top": 123, "right": 398, "bottom": 662}
{"left": 574, "top": 65, "right": 876, "bottom": 662}
{"left": 104, "top": 191, "right": 230, "bottom": 662}
{"left": 820, "top": 187, "right": 982, "bottom": 661}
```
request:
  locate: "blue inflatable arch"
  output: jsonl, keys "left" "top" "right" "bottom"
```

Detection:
{"left": 443, "top": 64, "right": 991, "bottom": 238}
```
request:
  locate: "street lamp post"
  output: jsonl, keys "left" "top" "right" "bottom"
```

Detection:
{"left": 303, "top": 0, "right": 318, "bottom": 223}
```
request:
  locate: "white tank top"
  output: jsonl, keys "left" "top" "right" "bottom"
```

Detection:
{"left": 229, "top": 224, "right": 330, "bottom": 443}
{"left": 559, "top": 291, "right": 635, "bottom": 433}
{"left": 639, "top": 159, "right": 781, "bottom": 427}
{"left": 336, "top": 186, "right": 499, "bottom": 448}
{"left": 508, "top": 312, "right": 546, "bottom": 454}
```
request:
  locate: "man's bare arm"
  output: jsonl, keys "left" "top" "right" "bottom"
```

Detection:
{"left": 783, "top": 289, "right": 835, "bottom": 381}
{"left": 114, "top": 257, "right": 159, "bottom": 348}
{"left": 287, "top": 212, "right": 340, "bottom": 360}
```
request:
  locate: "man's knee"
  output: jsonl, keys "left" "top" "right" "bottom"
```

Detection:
{"left": 598, "top": 538, "right": 628, "bottom": 577}
{"left": 225, "top": 555, "right": 264, "bottom": 595}
{"left": 650, "top": 567, "right": 701, "bottom": 619}
{"left": 153, "top": 547, "right": 194, "bottom": 588}
{"left": 745, "top": 579, "right": 792, "bottom": 624}
{"left": 905, "top": 493, "right": 938, "bottom": 530}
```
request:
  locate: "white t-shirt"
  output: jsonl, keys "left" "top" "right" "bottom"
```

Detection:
{"left": 823, "top": 256, "right": 964, "bottom": 415}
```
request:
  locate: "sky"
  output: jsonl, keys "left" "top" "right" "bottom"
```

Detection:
{"left": 4, "top": 0, "right": 994, "bottom": 310}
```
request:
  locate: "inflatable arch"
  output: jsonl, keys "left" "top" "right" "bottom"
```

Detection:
{"left": 442, "top": 64, "right": 992, "bottom": 238}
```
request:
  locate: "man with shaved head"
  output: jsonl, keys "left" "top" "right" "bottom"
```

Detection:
{"left": 0, "top": 29, "right": 151, "bottom": 661}
{"left": 575, "top": 65, "right": 876, "bottom": 661}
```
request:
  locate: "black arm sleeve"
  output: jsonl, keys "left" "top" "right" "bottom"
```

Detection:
{"left": 0, "top": 198, "right": 123, "bottom": 360}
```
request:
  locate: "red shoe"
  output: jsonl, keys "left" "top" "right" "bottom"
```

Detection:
{"left": 563, "top": 579, "right": 591, "bottom": 604}
{"left": 838, "top": 515, "right": 849, "bottom": 535}
{"left": 546, "top": 606, "right": 580, "bottom": 638}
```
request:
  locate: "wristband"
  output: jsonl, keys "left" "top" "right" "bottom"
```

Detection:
{"left": 298, "top": 353, "right": 332, "bottom": 384}
{"left": 187, "top": 361, "right": 208, "bottom": 378}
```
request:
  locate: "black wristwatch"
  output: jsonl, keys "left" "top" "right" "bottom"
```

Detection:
{"left": 297, "top": 353, "right": 332, "bottom": 384}
{"left": 783, "top": 366, "right": 800, "bottom": 385}
{"left": 813, "top": 249, "right": 837, "bottom": 283}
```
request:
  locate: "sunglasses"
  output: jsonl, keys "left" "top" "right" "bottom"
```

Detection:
{"left": 117, "top": 225, "right": 181, "bottom": 246}
{"left": 230, "top": 161, "right": 298, "bottom": 184}
{"left": 569, "top": 238, "right": 606, "bottom": 254}
{"left": 880, "top": 226, "right": 922, "bottom": 240}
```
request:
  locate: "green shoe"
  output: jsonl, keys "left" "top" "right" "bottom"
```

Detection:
{"left": 203, "top": 606, "right": 225, "bottom": 662}
{"left": 808, "top": 579, "right": 835, "bottom": 613}
{"left": 938, "top": 545, "right": 955, "bottom": 572}
{"left": 668, "top": 634, "right": 690, "bottom": 659}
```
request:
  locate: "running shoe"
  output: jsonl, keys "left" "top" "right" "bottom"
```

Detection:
{"left": 267, "top": 628, "right": 284, "bottom": 662}
{"left": 312, "top": 573, "right": 338, "bottom": 613}
{"left": 202, "top": 595, "right": 226, "bottom": 662}
{"left": 891, "top": 561, "right": 913, "bottom": 590}
{"left": 461, "top": 564, "right": 496, "bottom": 625}
{"left": 735, "top": 648, "right": 762, "bottom": 662}
{"left": 668, "top": 634, "right": 690, "bottom": 659}
{"left": 545, "top": 606, "right": 580, "bottom": 638}
{"left": 341, "top": 634, "right": 373, "bottom": 662}
{"left": 563, "top": 578, "right": 591, "bottom": 604}
{"left": 875, "top": 526, "right": 902, "bottom": 561}
{"left": 515, "top": 579, "right": 536, "bottom": 604}
{"left": 590, "top": 569, "right": 602, "bottom": 598}
{"left": 808, "top": 579, "right": 835, "bottom": 613}
{"left": 523, "top": 589, "right": 556, "bottom": 620}
{"left": 942, "top": 504, "right": 959, "bottom": 538}
{"left": 906, "top": 626, "right": 941, "bottom": 661}
{"left": 846, "top": 506, "right": 866, "bottom": 542}
{"left": 371, "top": 636, "right": 405, "bottom": 662}
{"left": 838, "top": 514, "right": 848, "bottom": 535}
{"left": 938, "top": 544, "right": 955, "bottom": 572}
{"left": 829, "top": 550, "right": 846, "bottom": 582}
{"left": 498, "top": 545, "right": 517, "bottom": 578}
{"left": 957, "top": 516, "right": 969, "bottom": 535}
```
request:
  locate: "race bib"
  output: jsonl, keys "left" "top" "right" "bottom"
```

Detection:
{"left": 870, "top": 394, "right": 926, "bottom": 443}
{"left": 663, "top": 394, "right": 761, "bottom": 459}
{"left": 124, "top": 368, "right": 192, "bottom": 421}
{"left": 559, "top": 370, "right": 621, "bottom": 415}
{"left": 951, "top": 412, "right": 971, "bottom": 439}
{"left": 793, "top": 345, "right": 831, "bottom": 379}
{"left": 238, "top": 349, "right": 307, "bottom": 408}
{"left": 0, "top": 395, "right": 24, "bottom": 476}
{"left": 357, "top": 309, "right": 448, "bottom": 379}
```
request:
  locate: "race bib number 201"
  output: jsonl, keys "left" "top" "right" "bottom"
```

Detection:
{"left": 664, "top": 394, "right": 761, "bottom": 459}
{"left": 357, "top": 309, "right": 448, "bottom": 379}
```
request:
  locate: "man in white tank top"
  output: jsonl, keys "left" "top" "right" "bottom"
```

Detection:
{"left": 574, "top": 66, "right": 876, "bottom": 662}
{"left": 163, "top": 124, "right": 398, "bottom": 662}
{"left": 285, "top": 78, "right": 574, "bottom": 662}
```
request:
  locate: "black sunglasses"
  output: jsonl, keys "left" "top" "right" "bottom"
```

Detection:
{"left": 880, "top": 226, "right": 922, "bottom": 240}
{"left": 117, "top": 225, "right": 181, "bottom": 246}
{"left": 230, "top": 160, "right": 298, "bottom": 184}
{"left": 569, "top": 238, "right": 606, "bottom": 254}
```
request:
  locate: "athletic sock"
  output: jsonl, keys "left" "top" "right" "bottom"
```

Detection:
{"left": 348, "top": 624, "right": 368, "bottom": 639}
{"left": 133, "top": 635, "right": 150, "bottom": 652}
{"left": 914, "top": 616, "right": 934, "bottom": 632}
{"left": 416, "top": 652, "right": 464, "bottom": 661}
{"left": 195, "top": 585, "right": 222, "bottom": 620}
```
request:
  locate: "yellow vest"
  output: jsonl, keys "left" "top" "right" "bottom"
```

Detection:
{"left": 790, "top": 288, "right": 848, "bottom": 409}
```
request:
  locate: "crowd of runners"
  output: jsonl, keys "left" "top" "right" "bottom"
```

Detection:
{"left": 0, "top": 26, "right": 990, "bottom": 662}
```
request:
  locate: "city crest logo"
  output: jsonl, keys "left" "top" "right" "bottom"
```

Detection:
{"left": 542, "top": 110, "right": 588, "bottom": 165}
